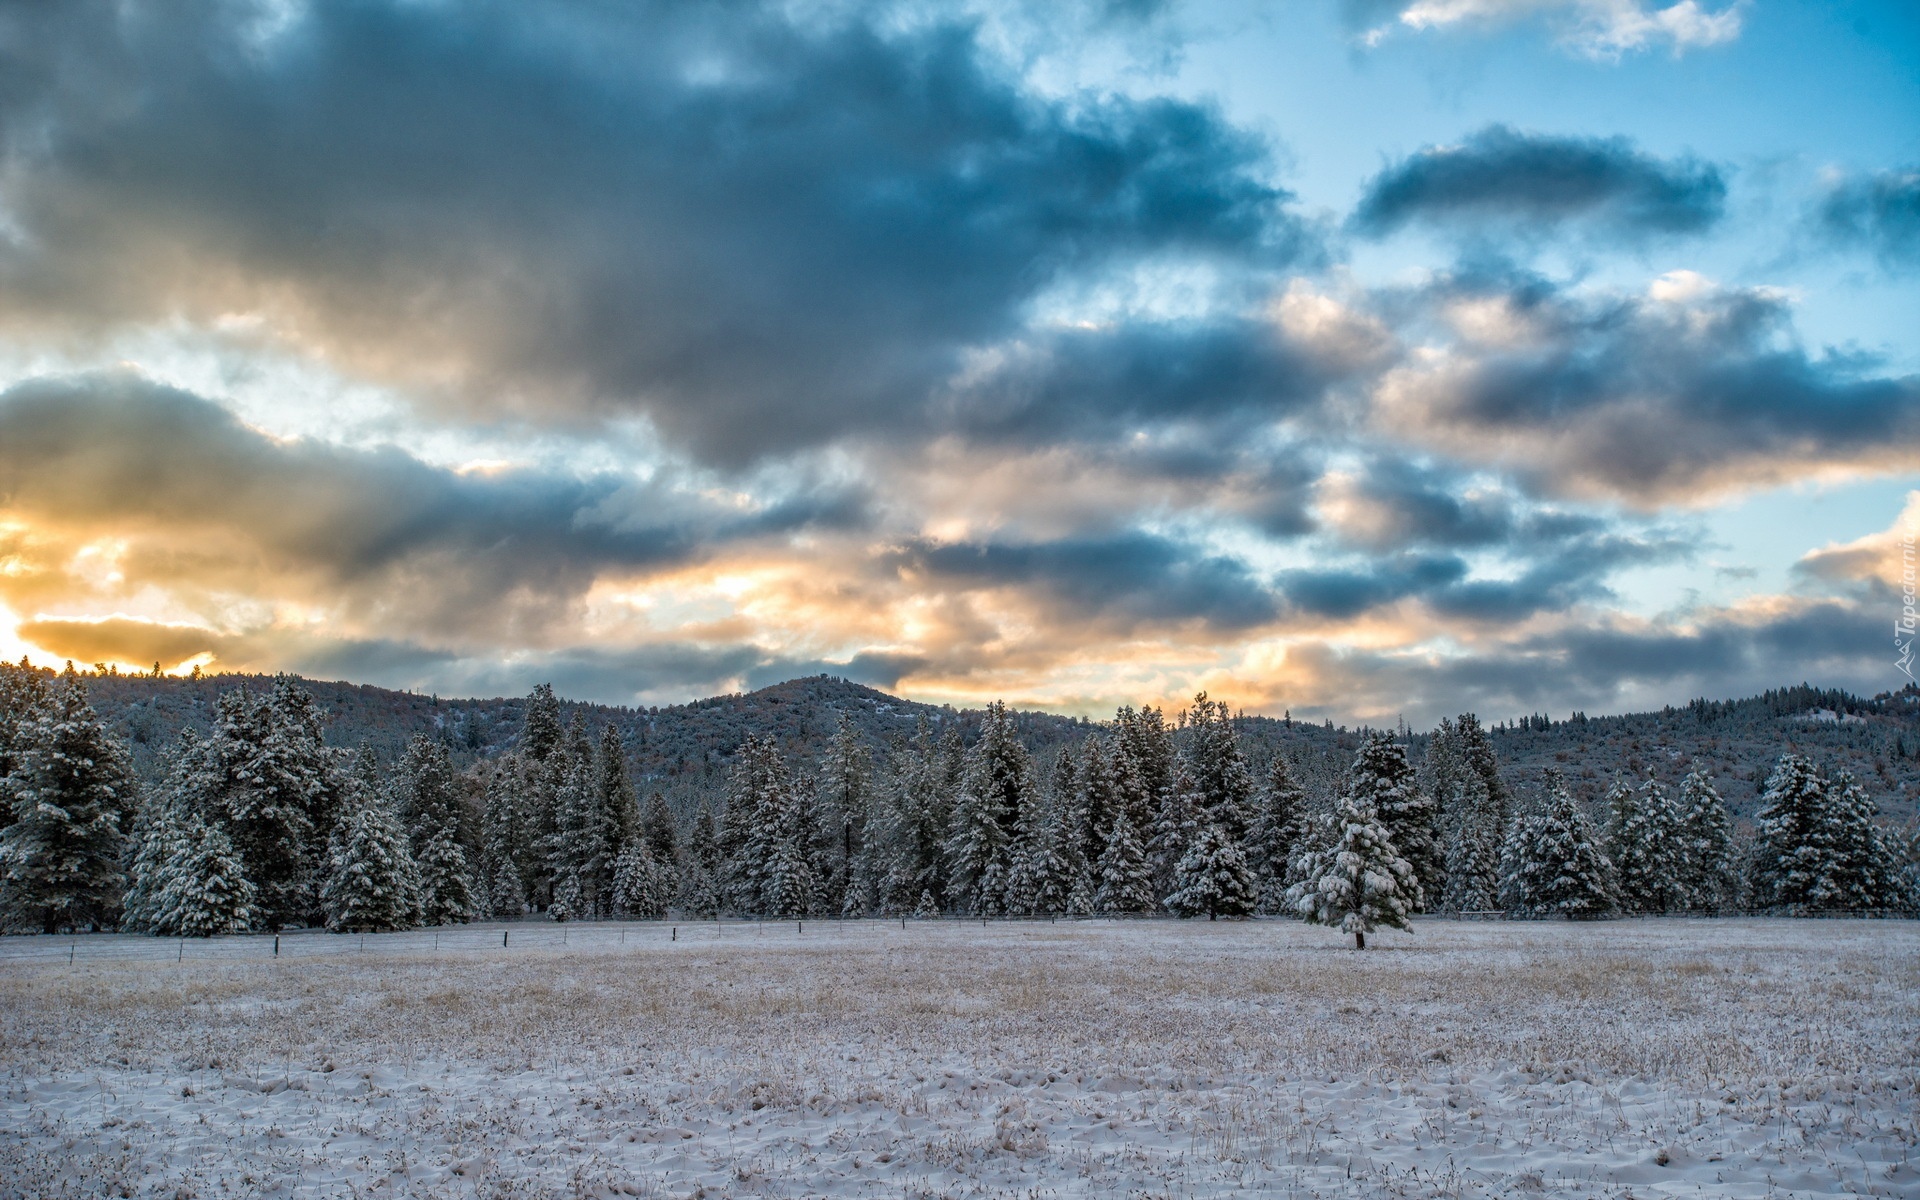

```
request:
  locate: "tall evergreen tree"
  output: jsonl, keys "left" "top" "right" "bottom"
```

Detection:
{"left": 1441, "top": 771, "right": 1502, "bottom": 912}
{"left": 640, "top": 791, "right": 677, "bottom": 869}
{"left": 1164, "top": 822, "right": 1256, "bottom": 920}
{"left": 322, "top": 777, "right": 419, "bottom": 933}
{"left": 395, "top": 734, "right": 473, "bottom": 924}
{"left": 480, "top": 761, "right": 528, "bottom": 916}
{"left": 1750, "top": 754, "right": 1834, "bottom": 910}
{"left": 0, "top": 668, "right": 137, "bottom": 932}
{"left": 945, "top": 702, "right": 1031, "bottom": 915}
{"left": 817, "top": 713, "right": 872, "bottom": 914}
{"left": 1675, "top": 771, "right": 1735, "bottom": 912}
{"left": 150, "top": 811, "right": 256, "bottom": 938}
{"left": 678, "top": 798, "right": 723, "bottom": 917}
{"left": 521, "top": 683, "right": 564, "bottom": 763}
{"left": 1605, "top": 775, "right": 1686, "bottom": 913}
{"left": 1816, "top": 771, "right": 1907, "bottom": 910}
{"left": 1092, "top": 790, "right": 1156, "bottom": 914}
{"left": 611, "top": 836, "right": 671, "bottom": 918}
{"left": 1346, "top": 732, "right": 1440, "bottom": 910}
{"left": 1289, "top": 792, "right": 1420, "bottom": 949}
{"left": 597, "top": 724, "right": 639, "bottom": 862}
{"left": 1500, "top": 773, "right": 1616, "bottom": 918}
{"left": 1177, "top": 694, "right": 1257, "bottom": 843}
{"left": 1246, "top": 754, "right": 1309, "bottom": 913}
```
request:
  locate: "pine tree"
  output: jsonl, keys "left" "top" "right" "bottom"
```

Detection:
{"left": 678, "top": 798, "right": 722, "bottom": 916}
{"left": 1074, "top": 734, "right": 1121, "bottom": 883}
{"left": 1346, "top": 732, "right": 1440, "bottom": 911}
{"left": 597, "top": 724, "right": 638, "bottom": 868}
{"left": 945, "top": 702, "right": 1031, "bottom": 915}
{"left": 1441, "top": 771, "right": 1502, "bottom": 912}
{"left": 763, "top": 768, "right": 816, "bottom": 918}
{"left": 0, "top": 668, "right": 137, "bottom": 933}
{"left": 1815, "top": 771, "right": 1906, "bottom": 910}
{"left": 480, "top": 761, "right": 528, "bottom": 916}
{"left": 640, "top": 791, "right": 677, "bottom": 869}
{"left": 395, "top": 734, "right": 473, "bottom": 925}
{"left": 817, "top": 713, "right": 872, "bottom": 915}
{"left": 1288, "top": 792, "right": 1420, "bottom": 949}
{"left": 1750, "top": 754, "right": 1834, "bottom": 910}
{"left": 1675, "top": 771, "right": 1735, "bottom": 912}
{"left": 611, "top": 837, "right": 668, "bottom": 918}
{"left": 1164, "top": 822, "right": 1256, "bottom": 920}
{"left": 1093, "top": 789, "right": 1157, "bottom": 914}
{"left": 1605, "top": 775, "right": 1685, "bottom": 913}
{"left": 322, "top": 777, "right": 418, "bottom": 934}
{"left": 151, "top": 812, "right": 256, "bottom": 938}
{"left": 1246, "top": 754, "right": 1308, "bottom": 913}
{"left": 1150, "top": 773, "right": 1198, "bottom": 901}
{"left": 521, "top": 683, "right": 564, "bottom": 763}
{"left": 1501, "top": 774, "right": 1616, "bottom": 918}
{"left": 1177, "top": 694, "right": 1257, "bottom": 843}
{"left": 551, "top": 746, "right": 608, "bottom": 918}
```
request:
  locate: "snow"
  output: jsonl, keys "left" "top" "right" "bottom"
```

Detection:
{"left": 2, "top": 917, "right": 1916, "bottom": 1198}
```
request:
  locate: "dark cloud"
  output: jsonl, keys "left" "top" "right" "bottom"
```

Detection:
{"left": 1379, "top": 267, "right": 1920, "bottom": 501}
{"left": 0, "top": 372, "right": 852, "bottom": 638}
{"left": 1352, "top": 125, "right": 1725, "bottom": 239}
{"left": 0, "top": 0, "right": 1308, "bottom": 465}
{"left": 893, "top": 533, "right": 1281, "bottom": 631}
{"left": 1816, "top": 168, "right": 1920, "bottom": 269}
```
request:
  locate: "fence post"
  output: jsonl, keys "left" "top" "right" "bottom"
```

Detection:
{"left": 273, "top": 935, "right": 279, "bottom": 957}
{"left": 503, "top": 930, "right": 509, "bottom": 948}
{"left": 672, "top": 926, "right": 677, "bottom": 942}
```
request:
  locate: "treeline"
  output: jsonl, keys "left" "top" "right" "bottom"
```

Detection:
{"left": 2, "top": 661, "right": 1916, "bottom": 938}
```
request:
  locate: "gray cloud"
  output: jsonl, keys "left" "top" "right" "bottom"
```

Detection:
{"left": 0, "top": 373, "right": 853, "bottom": 638}
{"left": 1377, "top": 266, "right": 1920, "bottom": 501}
{"left": 0, "top": 0, "right": 1308, "bottom": 465}
{"left": 1816, "top": 167, "right": 1920, "bottom": 269}
{"left": 1352, "top": 125, "right": 1725, "bottom": 239}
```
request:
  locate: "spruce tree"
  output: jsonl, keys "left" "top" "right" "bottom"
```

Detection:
{"left": 1501, "top": 774, "right": 1616, "bottom": 918}
{"left": 1675, "top": 771, "right": 1735, "bottom": 912}
{"left": 640, "top": 791, "right": 677, "bottom": 869}
{"left": 1750, "top": 754, "right": 1833, "bottom": 910}
{"left": 677, "top": 799, "right": 723, "bottom": 917}
{"left": 596, "top": 724, "right": 638, "bottom": 869}
{"left": 1441, "top": 772, "right": 1502, "bottom": 912}
{"left": 612, "top": 837, "right": 668, "bottom": 918}
{"left": 322, "top": 778, "right": 418, "bottom": 934}
{"left": 1246, "top": 754, "right": 1309, "bottom": 913}
{"left": 480, "top": 761, "right": 528, "bottom": 916}
{"left": 763, "top": 768, "right": 817, "bottom": 918}
{"left": 1816, "top": 771, "right": 1906, "bottom": 910}
{"left": 1346, "top": 732, "right": 1440, "bottom": 910}
{"left": 0, "top": 668, "right": 137, "bottom": 933}
{"left": 395, "top": 734, "right": 473, "bottom": 925}
{"left": 151, "top": 812, "right": 256, "bottom": 938}
{"left": 1289, "top": 793, "right": 1420, "bottom": 949}
{"left": 1177, "top": 694, "right": 1257, "bottom": 843}
{"left": 1093, "top": 791, "right": 1157, "bottom": 914}
{"left": 945, "top": 702, "right": 1030, "bottom": 914}
{"left": 1164, "top": 822, "right": 1256, "bottom": 919}
{"left": 1605, "top": 775, "right": 1685, "bottom": 913}
{"left": 817, "top": 713, "right": 872, "bottom": 914}
{"left": 414, "top": 827, "right": 475, "bottom": 925}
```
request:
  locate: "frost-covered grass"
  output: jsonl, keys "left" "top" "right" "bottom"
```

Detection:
{"left": 2, "top": 917, "right": 1916, "bottom": 1198}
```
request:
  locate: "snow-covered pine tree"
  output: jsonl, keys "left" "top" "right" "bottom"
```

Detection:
{"left": 1177, "top": 694, "right": 1257, "bottom": 844}
{"left": 151, "top": 811, "right": 257, "bottom": 938}
{"left": 1245, "top": 754, "right": 1309, "bottom": 913}
{"left": 321, "top": 773, "right": 418, "bottom": 934}
{"left": 1093, "top": 786, "right": 1157, "bottom": 914}
{"left": 394, "top": 734, "right": 474, "bottom": 925}
{"left": 1675, "top": 771, "right": 1735, "bottom": 912}
{"left": 870, "top": 719, "right": 950, "bottom": 913}
{"left": 817, "top": 713, "right": 872, "bottom": 915}
{"left": 1345, "top": 731, "right": 1440, "bottom": 910}
{"left": 1113, "top": 705, "right": 1174, "bottom": 835}
{"left": 1605, "top": 775, "right": 1685, "bottom": 913}
{"left": 521, "top": 682, "right": 565, "bottom": 763}
{"left": 764, "top": 768, "right": 817, "bottom": 918}
{"left": 677, "top": 799, "right": 722, "bottom": 917}
{"left": 0, "top": 667, "right": 137, "bottom": 933}
{"left": 945, "top": 701, "right": 1031, "bottom": 915}
{"left": 480, "top": 761, "right": 528, "bottom": 916}
{"left": 1150, "top": 772, "right": 1199, "bottom": 901}
{"left": 1500, "top": 772, "right": 1616, "bottom": 918}
{"left": 597, "top": 723, "right": 639, "bottom": 868}
{"left": 0, "top": 660, "right": 52, "bottom": 788}
{"left": 1005, "top": 772, "right": 1071, "bottom": 916}
{"left": 1751, "top": 754, "right": 1833, "bottom": 910}
{"left": 611, "top": 836, "right": 669, "bottom": 918}
{"left": 516, "top": 686, "right": 565, "bottom": 907}
{"left": 121, "top": 792, "right": 189, "bottom": 934}
{"left": 1164, "top": 822, "right": 1256, "bottom": 920}
{"left": 1288, "top": 792, "right": 1420, "bottom": 949}
{"left": 550, "top": 733, "right": 609, "bottom": 918}
{"left": 1074, "top": 734, "right": 1120, "bottom": 884}
{"left": 1815, "top": 771, "right": 1907, "bottom": 910}
{"left": 1441, "top": 771, "right": 1502, "bottom": 912}
{"left": 640, "top": 791, "right": 677, "bottom": 870}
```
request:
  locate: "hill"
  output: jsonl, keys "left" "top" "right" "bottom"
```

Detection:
{"left": 62, "top": 669, "right": 1920, "bottom": 826}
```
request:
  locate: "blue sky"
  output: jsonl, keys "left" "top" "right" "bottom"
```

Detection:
{"left": 0, "top": 0, "right": 1914, "bottom": 724}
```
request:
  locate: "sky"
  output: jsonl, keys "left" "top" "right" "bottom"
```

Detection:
{"left": 0, "top": 0, "right": 1916, "bottom": 725}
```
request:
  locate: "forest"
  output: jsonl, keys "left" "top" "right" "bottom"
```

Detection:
{"left": 1, "top": 660, "right": 1916, "bottom": 939}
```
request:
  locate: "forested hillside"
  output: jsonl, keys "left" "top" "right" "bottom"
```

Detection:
{"left": 68, "top": 667, "right": 1920, "bottom": 826}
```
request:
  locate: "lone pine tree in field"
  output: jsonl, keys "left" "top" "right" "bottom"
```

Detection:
{"left": 0, "top": 668, "right": 137, "bottom": 933}
{"left": 1289, "top": 792, "right": 1420, "bottom": 949}
{"left": 1164, "top": 821, "right": 1256, "bottom": 919}
{"left": 1500, "top": 773, "right": 1616, "bottom": 918}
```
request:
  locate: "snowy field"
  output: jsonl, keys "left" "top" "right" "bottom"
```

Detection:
{"left": 2, "top": 918, "right": 1916, "bottom": 1199}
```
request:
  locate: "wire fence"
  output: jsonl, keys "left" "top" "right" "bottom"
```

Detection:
{"left": 0, "top": 906, "right": 1913, "bottom": 965}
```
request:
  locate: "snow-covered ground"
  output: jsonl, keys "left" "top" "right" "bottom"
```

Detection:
{"left": 2, "top": 917, "right": 1915, "bottom": 1198}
